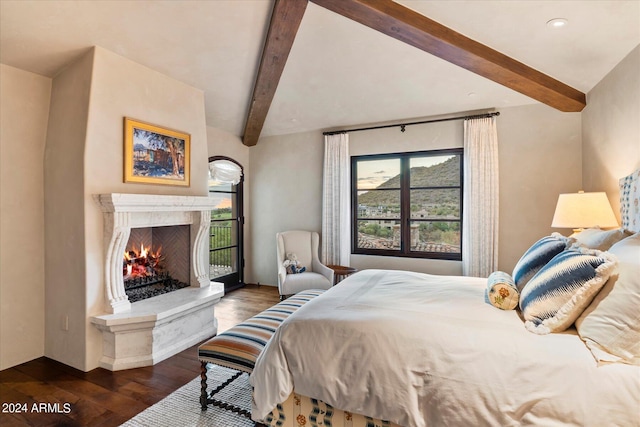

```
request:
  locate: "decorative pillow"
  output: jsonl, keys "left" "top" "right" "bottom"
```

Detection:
{"left": 512, "top": 233, "right": 573, "bottom": 291}
{"left": 571, "top": 227, "right": 631, "bottom": 251}
{"left": 485, "top": 271, "right": 519, "bottom": 310}
{"left": 576, "top": 232, "right": 640, "bottom": 365}
{"left": 519, "top": 247, "right": 617, "bottom": 335}
{"left": 619, "top": 168, "right": 640, "bottom": 232}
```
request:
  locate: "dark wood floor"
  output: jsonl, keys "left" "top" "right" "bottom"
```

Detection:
{"left": 0, "top": 284, "right": 280, "bottom": 427}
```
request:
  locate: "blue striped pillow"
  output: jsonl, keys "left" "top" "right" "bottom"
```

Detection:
{"left": 512, "top": 233, "right": 572, "bottom": 291}
{"left": 519, "top": 247, "right": 618, "bottom": 335}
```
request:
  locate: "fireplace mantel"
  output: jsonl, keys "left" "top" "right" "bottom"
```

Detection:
{"left": 95, "top": 193, "right": 218, "bottom": 314}
{"left": 95, "top": 193, "right": 219, "bottom": 213}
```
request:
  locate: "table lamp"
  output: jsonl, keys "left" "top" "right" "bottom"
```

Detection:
{"left": 551, "top": 191, "right": 618, "bottom": 233}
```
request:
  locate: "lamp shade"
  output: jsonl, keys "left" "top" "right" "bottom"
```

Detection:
{"left": 551, "top": 192, "right": 618, "bottom": 229}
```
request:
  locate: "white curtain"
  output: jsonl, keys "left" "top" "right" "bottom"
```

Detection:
{"left": 322, "top": 133, "right": 350, "bottom": 266}
{"left": 462, "top": 116, "right": 499, "bottom": 277}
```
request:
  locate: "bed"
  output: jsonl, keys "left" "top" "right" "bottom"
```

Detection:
{"left": 250, "top": 170, "right": 640, "bottom": 427}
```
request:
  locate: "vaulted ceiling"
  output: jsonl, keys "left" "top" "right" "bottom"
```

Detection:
{"left": 1, "top": 1, "right": 639, "bottom": 145}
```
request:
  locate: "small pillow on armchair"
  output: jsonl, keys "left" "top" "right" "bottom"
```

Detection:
{"left": 519, "top": 247, "right": 618, "bottom": 335}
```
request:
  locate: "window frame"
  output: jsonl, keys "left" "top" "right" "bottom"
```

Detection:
{"left": 351, "top": 148, "right": 463, "bottom": 261}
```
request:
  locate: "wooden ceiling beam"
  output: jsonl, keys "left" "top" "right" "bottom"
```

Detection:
{"left": 310, "top": 0, "right": 586, "bottom": 113}
{"left": 242, "top": 0, "right": 308, "bottom": 147}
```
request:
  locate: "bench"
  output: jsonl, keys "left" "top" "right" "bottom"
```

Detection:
{"left": 198, "top": 289, "right": 325, "bottom": 418}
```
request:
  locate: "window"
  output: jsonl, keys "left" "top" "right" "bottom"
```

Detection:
{"left": 352, "top": 149, "right": 463, "bottom": 260}
{"left": 208, "top": 156, "right": 244, "bottom": 293}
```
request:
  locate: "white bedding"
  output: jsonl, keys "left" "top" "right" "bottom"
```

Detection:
{"left": 250, "top": 269, "right": 640, "bottom": 427}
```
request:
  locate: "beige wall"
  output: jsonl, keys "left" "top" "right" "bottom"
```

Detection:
{"left": 249, "top": 131, "right": 325, "bottom": 285}
{"left": 43, "top": 49, "right": 94, "bottom": 371}
{"left": 206, "top": 126, "right": 252, "bottom": 282}
{"left": 0, "top": 43, "right": 634, "bottom": 371}
{"left": 43, "top": 46, "right": 209, "bottom": 371}
{"left": 349, "top": 118, "right": 464, "bottom": 276}
{"left": 582, "top": 44, "right": 640, "bottom": 220}
{"left": 497, "top": 104, "right": 582, "bottom": 270}
{"left": 249, "top": 105, "right": 582, "bottom": 285}
{"left": 0, "top": 65, "right": 51, "bottom": 370}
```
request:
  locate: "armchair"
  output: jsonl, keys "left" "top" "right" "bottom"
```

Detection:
{"left": 276, "top": 230, "right": 334, "bottom": 299}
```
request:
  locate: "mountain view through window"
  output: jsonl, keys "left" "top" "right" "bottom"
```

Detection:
{"left": 352, "top": 149, "right": 462, "bottom": 260}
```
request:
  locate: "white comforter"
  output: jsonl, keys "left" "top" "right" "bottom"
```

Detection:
{"left": 250, "top": 269, "right": 640, "bottom": 427}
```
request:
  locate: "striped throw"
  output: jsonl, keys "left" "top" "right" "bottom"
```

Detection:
{"left": 512, "top": 233, "right": 573, "bottom": 291}
{"left": 199, "top": 289, "right": 325, "bottom": 373}
{"left": 519, "top": 247, "right": 617, "bottom": 335}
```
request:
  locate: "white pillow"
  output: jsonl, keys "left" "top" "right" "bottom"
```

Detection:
{"left": 571, "top": 227, "right": 631, "bottom": 251}
{"left": 575, "top": 232, "right": 640, "bottom": 365}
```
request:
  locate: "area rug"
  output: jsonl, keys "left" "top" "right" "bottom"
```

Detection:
{"left": 120, "top": 365, "right": 253, "bottom": 427}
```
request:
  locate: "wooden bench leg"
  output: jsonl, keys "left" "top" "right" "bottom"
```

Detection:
{"left": 200, "top": 361, "right": 209, "bottom": 411}
{"left": 199, "top": 362, "right": 252, "bottom": 419}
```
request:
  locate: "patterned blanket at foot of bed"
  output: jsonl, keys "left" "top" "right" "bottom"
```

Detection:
{"left": 261, "top": 392, "right": 401, "bottom": 427}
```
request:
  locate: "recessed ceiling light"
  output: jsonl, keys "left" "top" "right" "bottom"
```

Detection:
{"left": 546, "top": 18, "right": 568, "bottom": 29}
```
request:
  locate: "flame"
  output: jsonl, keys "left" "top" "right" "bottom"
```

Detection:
{"left": 123, "top": 243, "right": 163, "bottom": 279}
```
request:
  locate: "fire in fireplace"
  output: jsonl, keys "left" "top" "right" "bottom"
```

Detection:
{"left": 122, "top": 239, "right": 188, "bottom": 303}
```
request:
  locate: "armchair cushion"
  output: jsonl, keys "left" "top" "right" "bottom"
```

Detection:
{"left": 280, "top": 272, "right": 332, "bottom": 296}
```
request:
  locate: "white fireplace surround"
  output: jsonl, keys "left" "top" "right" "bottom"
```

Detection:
{"left": 94, "top": 193, "right": 219, "bottom": 314}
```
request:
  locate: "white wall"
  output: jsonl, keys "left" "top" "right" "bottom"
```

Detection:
{"left": 582, "top": 44, "right": 640, "bottom": 219}
{"left": 249, "top": 105, "right": 582, "bottom": 285}
{"left": 0, "top": 65, "right": 51, "bottom": 370}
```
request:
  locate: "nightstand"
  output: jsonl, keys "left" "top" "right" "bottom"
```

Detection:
{"left": 326, "top": 265, "right": 358, "bottom": 285}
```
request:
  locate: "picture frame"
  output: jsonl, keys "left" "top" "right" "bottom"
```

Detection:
{"left": 123, "top": 118, "right": 191, "bottom": 187}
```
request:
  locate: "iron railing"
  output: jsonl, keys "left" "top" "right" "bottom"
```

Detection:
{"left": 209, "top": 224, "right": 235, "bottom": 277}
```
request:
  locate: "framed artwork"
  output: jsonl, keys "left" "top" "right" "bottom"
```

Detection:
{"left": 123, "top": 118, "right": 190, "bottom": 186}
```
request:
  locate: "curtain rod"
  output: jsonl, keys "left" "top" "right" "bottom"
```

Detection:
{"left": 322, "top": 111, "right": 500, "bottom": 136}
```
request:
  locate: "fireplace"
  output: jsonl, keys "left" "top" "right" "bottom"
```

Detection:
{"left": 90, "top": 193, "right": 224, "bottom": 370}
{"left": 123, "top": 225, "right": 190, "bottom": 302}
{"left": 93, "top": 193, "right": 220, "bottom": 313}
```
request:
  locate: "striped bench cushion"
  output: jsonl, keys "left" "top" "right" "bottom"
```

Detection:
{"left": 198, "top": 289, "right": 325, "bottom": 373}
